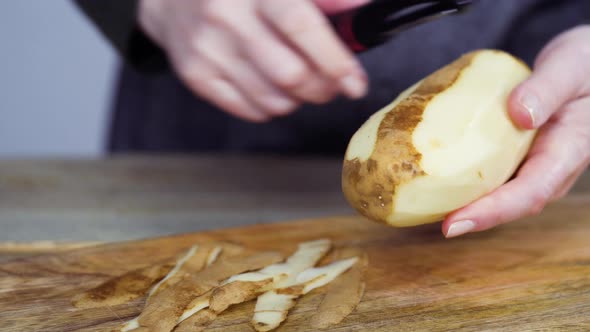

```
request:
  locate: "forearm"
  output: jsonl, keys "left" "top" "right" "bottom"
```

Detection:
{"left": 73, "top": 0, "right": 168, "bottom": 72}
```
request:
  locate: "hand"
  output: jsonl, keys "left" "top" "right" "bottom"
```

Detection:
{"left": 443, "top": 25, "right": 590, "bottom": 238}
{"left": 138, "top": 0, "right": 369, "bottom": 122}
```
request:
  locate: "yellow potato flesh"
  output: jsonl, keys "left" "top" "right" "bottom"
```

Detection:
{"left": 343, "top": 50, "right": 537, "bottom": 227}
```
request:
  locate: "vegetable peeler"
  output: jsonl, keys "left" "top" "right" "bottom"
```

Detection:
{"left": 330, "top": 0, "right": 474, "bottom": 52}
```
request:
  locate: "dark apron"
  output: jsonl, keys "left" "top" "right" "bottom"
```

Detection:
{"left": 109, "top": 0, "right": 589, "bottom": 156}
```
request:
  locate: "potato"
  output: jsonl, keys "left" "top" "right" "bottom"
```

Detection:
{"left": 342, "top": 50, "right": 537, "bottom": 227}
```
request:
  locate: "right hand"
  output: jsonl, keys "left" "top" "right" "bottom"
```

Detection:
{"left": 138, "top": 0, "right": 370, "bottom": 122}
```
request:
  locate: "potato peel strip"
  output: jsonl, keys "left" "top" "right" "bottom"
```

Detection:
{"left": 252, "top": 257, "right": 358, "bottom": 331}
{"left": 121, "top": 245, "right": 222, "bottom": 332}
{"left": 175, "top": 239, "right": 331, "bottom": 329}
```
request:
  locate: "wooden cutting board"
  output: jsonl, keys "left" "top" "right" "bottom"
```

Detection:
{"left": 1, "top": 196, "right": 590, "bottom": 332}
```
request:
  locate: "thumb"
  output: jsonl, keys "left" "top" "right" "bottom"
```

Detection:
{"left": 508, "top": 26, "right": 590, "bottom": 129}
{"left": 312, "top": 0, "right": 370, "bottom": 14}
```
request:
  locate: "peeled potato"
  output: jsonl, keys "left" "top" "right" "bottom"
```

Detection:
{"left": 342, "top": 49, "right": 537, "bottom": 227}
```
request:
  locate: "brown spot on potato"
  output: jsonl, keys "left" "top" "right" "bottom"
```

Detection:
{"left": 478, "top": 171, "right": 484, "bottom": 180}
{"left": 366, "top": 158, "right": 377, "bottom": 173}
{"left": 277, "top": 285, "right": 305, "bottom": 295}
{"left": 342, "top": 52, "right": 477, "bottom": 225}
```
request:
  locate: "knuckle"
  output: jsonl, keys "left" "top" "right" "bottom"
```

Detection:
{"left": 528, "top": 190, "right": 550, "bottom": 216}
{"left": 557, "top": 28, "right": 590, "bottom": 58}
{"left": 326, "top": 61, "right": 358, "bottom": 79}
{"left": 309, "top": 92, "right": 335, "bottom": 104}
{"left": 575, "top": 139, "right": 590, "bottom": 164}
{"left": 188, "top": 29, "right": 208, "bottom": 53}
{"left": 552, "top": 190, "right": 567, "bottom": 201}
{"left": 265, "top": 102, "right": 298, "bottom": 116}
{"left": 202, "top": 0, "right": 232, "bottom": 25}
{"left": 269, "top": 2, "right": 323, "bottom": 35}
{"left": 175, "top": 61, "right": 195, "bottom": 82}
{"left": 300, "top": 87, "right": 336, "bottom": 104}
{"left": 569, "top": 25, "right": 590, "bottom": 39}
{"left": 528, "top": 203, "right": 545, "bottom": 217}
{"left": 235, "top": 29, "right": 257, "bottom": 46}
{"left": 282, "top": 14, "right": 316, "bottom": 35}
{"left": 182, "top": 73, "right": 207, "bottom": 94}
{"left": 176, "top": 61, "right": 208, "bottom": 92}
{"left": 293, "top": 76, "right": 337, "bottom": 103}
{"left": 252, "top": 88, "right": 298, "bottom": 115}
{"left": 275, "top": 67, "right": 310, "bottom": 90}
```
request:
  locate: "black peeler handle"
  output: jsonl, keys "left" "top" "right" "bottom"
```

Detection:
{"left": 330, "top": 0, "right": 474, "bottom": 52}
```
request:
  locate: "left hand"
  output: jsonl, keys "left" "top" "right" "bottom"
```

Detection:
{"left": 443, "top": 25, "right": 590, "bottom": 238}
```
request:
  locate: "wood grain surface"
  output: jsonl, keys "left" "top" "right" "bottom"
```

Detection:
{"left": 0, "top": 156, "right": 355, "bottom": 242}
{"left": 0, "top": 156, "right": 587, "bottom": 242}
{"left": 1, "top": 194, "right": 589, "bottom": 331}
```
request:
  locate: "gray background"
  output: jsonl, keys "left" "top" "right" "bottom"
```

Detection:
{"left": 0, "top": 1, "right": 115, "bottom": 157}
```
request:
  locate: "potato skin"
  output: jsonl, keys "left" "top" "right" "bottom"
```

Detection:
{"left": 342, "top": 50, "right": 533, "bottom": 226}
{"left": 342, "top": 52, "right": 477, "bottom": 225}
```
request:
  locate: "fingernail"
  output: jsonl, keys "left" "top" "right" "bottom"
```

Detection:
{"left": 446, "top": 220, "right": 476, "bottom": 238}
{"left": 340, "top": 74, "right": 367, "bottom": 99}
{"left": 519, "top": 93, "right": 540, "bottom": 127}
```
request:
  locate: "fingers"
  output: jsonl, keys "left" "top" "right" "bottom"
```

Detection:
{"left": 259, "top": 0, "right": 368, "bottom": 99}
{"left": 214, "top": 57, "right": 300, "bottom": 117}
{"left": 552, "top": 164, "right": 588, "bottom": 200}
{"left": 167, "top": 24, "right": 271, "bottom": 122}
{"left": 312, "top": 0, "right": 370, "bottom": 14}
{"left": 231, "top": 16, "right": 339, "bottom": 104}
{"left": 205, "top": 1, "right": 340, "bottom": 104}
{"left": 443, "top": 97, "right": 590, "bottom": 238}
{"left": 140, "top": 0, "right": 369, "bottom": 121}
{"left": 179, "top": 62, "right": 270, "bottom": 123}
{"left": 190, "top": 26, "right": 299, "bottom": 117}
{"left": 508, "top": 25, "right": 590, "bottom": 129}
{"left": 291, "top": 76, "right": 340, "bottom": 104}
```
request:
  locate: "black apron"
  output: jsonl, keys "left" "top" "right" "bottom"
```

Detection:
{"left": 108, "top": 0, "right": 590, "bottom": 156}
